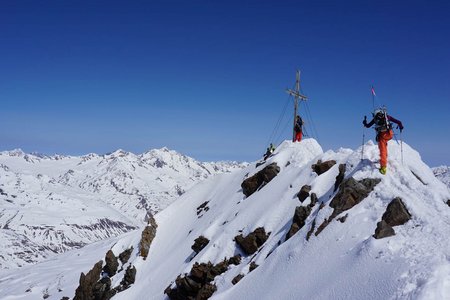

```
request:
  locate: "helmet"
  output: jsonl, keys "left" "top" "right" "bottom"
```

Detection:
{"left": 373, "top": 107, "right": 386, "bottom": 119}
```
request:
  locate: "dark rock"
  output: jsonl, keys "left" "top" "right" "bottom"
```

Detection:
{"left": 334, "top": 164, "right": 346, "bottom": 192}
{"left": 285, "top": 223, "right": 300, "bottom": 240}
{"left": 336, "top": 214, "right": 348, "bottom": 223}
{"left": 61, "top": 297, "right": 70, "bottom": 300}
{"left": 232, "top": 274, "right": 244, "bottom": 285}
{"left": 330, "top": 177, "right": 381, "bottom": 218}
{"left": 249, "top": 262, "right": 258, "bottom": 272}
{"left": 73, "top": 261, "right": 103, "bottom": 300}
{"left": 373, "top": 220, "right": 396, "bottom": 239}
{"left": 315, "top": 219, "right": 330, "bottom": 236}
{"left": 92, "top": 276, "right": 112, "bottom": 300}
{"left": 319, "top": 202, "right": 325, "bottom": 210}
{"left": 235, "top": 227, "right": 269, "bottom": 255}
{"left": 118, "top": 247, "right": 133, "bottom": 265}
{"left": 228, "top": 254, "right": 242, "bottom": 266}
{"left": 139, "top": 216, "right": 158, "bottom": 259}
{"left": 120, "top": 265, "right": 137, "bottom": 289}
{"left": 382, "top": 197, "right": 411, "bottom": 226}
{"left": 297, "top": 185, "right": 311, "bottom": 203}
{"left": 196, "top": 283, "right": 217, "bottom": 300}
{"left": 241, "top": 163, "right": 280, "bottom": 197}
{"left": 103, "top": 250, "right": 119, "bottom": 277}
{"left": 447, "top": 200, "right": 450, "bottom": 207}
{"left": 306, "top": 218, "right": 316, "bottom": 241}
{"left": 286, "top": 205, "right": 312, "bottom": 240}
{"left": 309, "top": 193, "right": 318, "bottom": 208}
{"left": 312, "top": 160, "right": 336, "bottom": 175}
{"left": 191, "top": 236, "right": 210, "bottom": 254}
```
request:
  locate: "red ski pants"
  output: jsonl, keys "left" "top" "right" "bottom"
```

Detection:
{"left": 295, "top": 131, "right": 303, "bottom": 142}
{"left": 378, "top": 129, "right": 393, "bottom": 168}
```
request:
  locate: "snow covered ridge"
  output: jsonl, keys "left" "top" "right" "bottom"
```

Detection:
{"left": 0, "top": 148, "right": 247, "bottom": 270}
{"left": 433, "top": 165, "right": 450, "bottom": 188}
{"left": 1, "top": 139, "right": 448, "bottom": 300}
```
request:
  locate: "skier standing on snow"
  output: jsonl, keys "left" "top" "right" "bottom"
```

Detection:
{"left": 363, "top": 107, "right": 404, "bottom": 175}
{"left": 294, "top": 115, "right": 304, "bottom": 142}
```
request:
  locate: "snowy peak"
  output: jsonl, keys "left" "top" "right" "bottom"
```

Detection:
{"left": 433, "top": 165, "right": 450, "bottom": 188}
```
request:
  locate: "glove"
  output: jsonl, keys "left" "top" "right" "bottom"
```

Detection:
{"left": 398, "top": 125, "right": 404, "bottom": 132}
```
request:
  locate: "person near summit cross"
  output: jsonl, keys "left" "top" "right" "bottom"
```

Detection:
{"left": 363, "top": 107, "right": 404, "bottom": 175}
{"left": 294, "top": 115, "right": 304, "bottom": 142}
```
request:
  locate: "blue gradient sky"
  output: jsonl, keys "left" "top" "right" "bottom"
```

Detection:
{"left": 1, "top": 1, "right": 449, "bottom": 166}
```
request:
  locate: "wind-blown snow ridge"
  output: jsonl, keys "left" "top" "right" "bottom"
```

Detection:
{"left": 0, "top": 139, "right": 449, "bottom": 300}
{"left": 0, "top": 148, "right": 246, "bottom": 269}
{"left": 433, "top": 165, "right": 450, "bottom": 189}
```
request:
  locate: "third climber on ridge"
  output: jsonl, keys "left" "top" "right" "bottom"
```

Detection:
{"left": 363, "top": 107, "right": 404, "bottom": 175}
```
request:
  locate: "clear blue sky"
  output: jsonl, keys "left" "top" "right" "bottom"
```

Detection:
{"left": 1, "top": 0, "right": 449, "bottom": 166}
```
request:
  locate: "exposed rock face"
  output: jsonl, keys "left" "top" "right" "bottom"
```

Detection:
{"left": 374, "top": 198, "right": 412, "bottom": 239}
{"left": 73, "top": 261, "right": 103, "bottom": 300}
{"left": 103, "top": 250, "right": 119, "bottom": 277}
{"left": 139, "top": 216, "right": 158, "bottom": 259}
{"left": 382, "top": 197, "right": 412, "bottom": 226}
{"left": 120, "top": 265, "right": 137, "bottom": 290}
{"left": 286, "top": 206, "right": 312, "bottom": 240}
{"left": 447, "top": 200, "right": 450, "bottom": 207}
{"left": 312, "top": 160, "right": 336, "bottom": 175}
{"left": 118, "top": 247, "right": 133, "bottom": 265}
{"left": 249, "top": 262, "right": 258, "bottom": 272}
{"left": 297, "top": 185, "right": 311, "bottom": 203}
{"left": 334, "top": 164, "right": 346, "bottom": 192}
{"left": 330, "top": 177, "right": 381, "bottom": 218}
{"left": 309, "top": 193, "right": 318, "bottom": 208}
{"left": 235, "top": 227, "right": 270, "bottom": 255}
{"left": 191, "top": 236, "right": 210, "bottom": 255}
{"left": 373, "top": 220, "right": 396, "bottom": 239}
{"left": 165, "top": 258, "right": 237, "bottom": 300}
{"left": 241, "top": 163, "right": 280, "bottom": 197}
{"left": 232, "top": 274, "right": 244, "bottom": 285}
{"left": 92, "top": 277, "right": 115, "bottom": 300}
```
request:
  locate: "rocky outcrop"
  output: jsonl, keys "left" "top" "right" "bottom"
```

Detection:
{"left": 249, "top": 262, "right": 258, "bottom": 272}
{"left": 241, "top": 163, "right": 280, "bottom": 197}
{"left": 334, "top": 164, "right": 346, "bottom": 192}
{"left": 373, "top": 220, "right": 396, "bottom": 239}
{"left": 232, "top": 274, "right": 244, "bottom": 285}
{"left": 192, "top": 236, "right": 210, "bottom": 255}
{"left": 103, "top": 250, "right": 119, "bottom": 277}
{"left": 73, "top": 261, "right": 103, "bottom": 300}
{"left": 309, "top": 193, "right": 318, "bottom": 208}
{"left": 139, "top": 216, "right": 158, "bottom": 259}
{"left": 382, "top": 197, "right": 412, "bottom": 226}
{"left": 165, "top": 257, "right": 239, "bottom": 300}
{"left": 315, "top": 177, "right": 381, "bottom": 236}
{"left": 119, "top": 247, "right": 133, "bottom": 265}
{"left": 235, "top": 227, "right": 270, "bottom": 255}
{"left": 447, "top": 200, "right": 450, "bottom": 207}
{"left": 118, "top": 265, "right": 137, "bottom": 291}
{"left": 312, "top": 160, "right": 336, "bottom": 175}
{"left": 330, "top": 177, "right": 381, "bottom": 218}
{"left": 286, "top": 206, "right": 312, "bottom": 240}
{"left": 374, "top": 198, "right": 412, "bottom": 239}
{"left": 297, "top": 185, "right": 311, "bottom": 203}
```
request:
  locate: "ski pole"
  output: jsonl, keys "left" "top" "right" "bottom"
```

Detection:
{"left": 361, "top": 116, "right": 366, "bottom": 161}
{"left": 400, "top": 131, "right": 404, "bottom": 165}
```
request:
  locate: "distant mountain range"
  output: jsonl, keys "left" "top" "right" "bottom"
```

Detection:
{"left": 433, "top": 165, "right": 450, "bottom": 188}
{"left": 0, "top": 148, "right": 247, "bottom": 269}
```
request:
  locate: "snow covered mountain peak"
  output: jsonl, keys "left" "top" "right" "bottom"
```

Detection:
{"left": 0, "top": 147, "right": 246, "bottom": 270}
{"left": 1, "top": 139, "right": 448, "bottom": 300}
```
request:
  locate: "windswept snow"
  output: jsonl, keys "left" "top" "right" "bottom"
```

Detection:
{"left": 0, "top": 139, "right": 449, "bottom": 300}
{"left": 433, "top": 165, "right": 450, "bottom": 189}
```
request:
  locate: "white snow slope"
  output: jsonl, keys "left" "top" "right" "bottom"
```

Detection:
{"left": 0, "top": 148, "right": 245, "bottom": 269}
{"left": 433, "top": 166, "right": 450, "bottom": 189}
{"left": 0, "top": 139, "right": 449, "bottom": 300}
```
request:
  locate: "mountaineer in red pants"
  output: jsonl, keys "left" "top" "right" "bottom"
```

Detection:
{"left": 294, "top": 115, "right": 304, "bottom": 142}
{"left": 363, "top": 108, "right": 404, "bottom": 175}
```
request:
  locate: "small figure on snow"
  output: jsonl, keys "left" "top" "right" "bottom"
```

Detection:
{"left": 263, "top": 143, "right": 276, "bottom": 161}
{"left": 363, "top": 107, "right": 404, "bottom": 175}
{"left": 294, "top": 115, "right": 304, "bottom": 142}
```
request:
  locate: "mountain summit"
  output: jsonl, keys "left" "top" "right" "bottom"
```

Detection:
{"left": 1, "top": 139, "right": 449, "bottom": 300}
